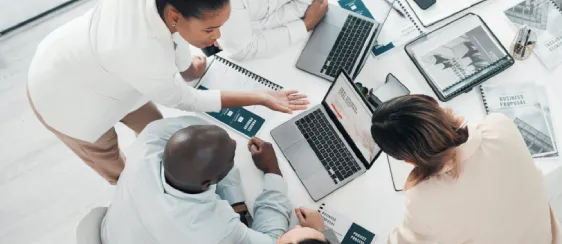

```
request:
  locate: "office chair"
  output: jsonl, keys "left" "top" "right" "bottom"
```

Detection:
{"left": 76, "top": 207, "right": 108, "bottom": 244}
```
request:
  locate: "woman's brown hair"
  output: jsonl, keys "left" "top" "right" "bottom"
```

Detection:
{"left": 370, "top": 95, "right": 469, "bottom": 189}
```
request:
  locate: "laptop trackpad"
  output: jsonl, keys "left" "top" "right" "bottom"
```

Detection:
{"left": 286, "top": 140, "right": 322, "bottom": 180}
{"left": 311, "top": 23, "right": 340, "bottom": 54}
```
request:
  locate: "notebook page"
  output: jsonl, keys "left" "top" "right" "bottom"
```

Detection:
{"left": 406, "top": 0, "right": 485, "bottom": 26}
{"left": 198, "top": 59, "right": 278, "bottom": 119}
{"left": 363, "top": 0, "right": 422, "bottom": 51}
{"left": 481, "top": 82, "right": 557, "bottom": 157}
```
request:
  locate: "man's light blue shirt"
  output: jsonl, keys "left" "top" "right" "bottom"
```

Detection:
{"left": 101, "top": 116, "right": 292, "bottom": 244}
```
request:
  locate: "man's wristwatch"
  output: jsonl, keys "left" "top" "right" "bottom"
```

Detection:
{"left": 239, "top": 210, "right": 254, "bottom": 227}
{"left": 233, "top": 202, "right": 253, "bottom": 227}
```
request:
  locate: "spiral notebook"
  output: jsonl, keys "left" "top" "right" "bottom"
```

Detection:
{"left": 404, "top": 0, "right": 488, "bottom": 27}
{"left": 405, "top": 13, "right": 514, "bottom": 102}
{"left": 480, "top": 81, "right": 558, "bottom": 158}
{"left": 504, "top": 0, "right": 562, "bottom": 69}
{"left": 318, "top": 203, "right": 376, "bottom": 244}
{"left": 196, "top": 56, "right": 283, "bottom": 138}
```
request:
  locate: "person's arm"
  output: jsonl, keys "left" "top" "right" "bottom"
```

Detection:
{"left": 249, "top": 173, "right": 291, "bottom": 236}
{"left": 134, "top": 68, "right": 272, "bottom": 112}
{"left": 230, "top": 21, "right": 309, "bottom": 61}
{"left": 219, "top": 137, "right": 292, "bottom": 244}
{"left": 255, "top": 0, "right": 312, "bottom": 29}
{"left": 221, "top": 13, "right": 308, "bottom": 61}
{"left": 216, "top": 166, "right": 250, "bottom": 223}
{"left": 117, "top": 42, "right": 307, "bottom": 113}
{"left": 296, "top": 207, "right": 342, "bottom": 244}
{"left": 221, "top": 0, "right": 326, "bottom": 60}
{"left": 222, "top": 173, "right": 291, "bottom": 244}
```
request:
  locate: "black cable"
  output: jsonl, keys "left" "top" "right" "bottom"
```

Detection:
{"left": 0, "top": 0, "right": 83, "bottom": 37}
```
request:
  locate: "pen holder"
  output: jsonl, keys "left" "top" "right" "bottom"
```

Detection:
{"left": 510, "top": 26, "right": 536, "bottom": 60}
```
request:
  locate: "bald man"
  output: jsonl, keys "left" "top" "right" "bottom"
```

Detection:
{"left": 101, "top": 116, "right": 292, "bottom": 244}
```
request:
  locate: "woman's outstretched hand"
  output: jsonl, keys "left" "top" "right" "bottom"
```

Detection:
{"left": 261, "top": 90, "right": 310, "bottom": 114}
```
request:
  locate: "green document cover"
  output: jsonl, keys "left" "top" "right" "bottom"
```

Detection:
{"left": 319, "top": 203, "right": 376, "bottom": 244}
{"left": 197, "top": 56, "right": 282, "bottom": 138}
{"left": 200, "top": 87, "right": 265, "bottom": 138}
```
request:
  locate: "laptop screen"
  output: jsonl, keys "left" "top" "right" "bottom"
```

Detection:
{"left": 323, "top": 73, "right": 381, "bottom": 164}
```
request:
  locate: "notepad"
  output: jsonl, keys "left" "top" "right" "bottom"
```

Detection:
{"left": 196, "top": 56, "right": 283, "bottom": 138}
{"left": 404, "top": 0, "right": 488, "bottom": 27}
{"left": 318, "top": 203, "right": 376, "bottom": 244}
{"left": 480, "top": 81, "right": 558, "bottom": 158}
{"left": 405, "top": 14, "right": 514, "bottom": 101}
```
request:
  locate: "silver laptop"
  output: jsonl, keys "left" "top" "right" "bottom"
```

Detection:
{"left": 271, "top": 71, "right": 382, "bottom": 201}
{"left": 296, "top": 3, "right": 392, "bottom": 81}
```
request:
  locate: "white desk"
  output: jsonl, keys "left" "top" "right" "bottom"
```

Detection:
{"left": 184, "top": 0, "right": 562, "bottom": 242}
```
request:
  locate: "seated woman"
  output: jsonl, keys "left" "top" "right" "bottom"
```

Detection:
{"left": 219, "top": 0, "right": 328, "bottom": 60}
{"left": 370, "top": 95, "right": 561, "bottom": 243}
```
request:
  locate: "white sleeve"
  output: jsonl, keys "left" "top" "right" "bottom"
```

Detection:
{"left": 219, "top": 0, "right": 310, "bottom": 60}
{"left": 117, "top": 42, "right": 222, "bottom": 112}
{"left": 254, "top": 0, "right": 312, "bottom": 29}
{"left": 220, "top": 174, "right": 291, "bottom": 244}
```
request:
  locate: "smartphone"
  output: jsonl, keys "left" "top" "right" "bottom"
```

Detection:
{"left": 414, "top": 0, "right": 436, "bottom": 10}
{"left": 201, "top": 45, "right": 222, "bottom": 57}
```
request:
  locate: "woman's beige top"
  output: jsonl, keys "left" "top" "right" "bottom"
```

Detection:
{"left": 389, "top": 113, "right": 561, "bottom": 244}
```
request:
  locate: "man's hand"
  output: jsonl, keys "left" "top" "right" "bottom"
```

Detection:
{"left": 296, "top": 207, "right": 325, "bottom": 231}
{"left": 260, "top": 90, "right": 309, "bottom": 114}
{"left": 182, "top": 56, "right": 207, "bottom": 81}
{"left": 303, "top": 0, "right": 329, "bottom": 31}
{"left": 248, "top": 137, "right": 282, "bottom": 176}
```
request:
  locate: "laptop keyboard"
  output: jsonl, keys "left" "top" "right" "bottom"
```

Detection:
{"left": 321, "top": 15, "right": 375, "bottom": 78}
{"left": 295, "top": 109, "right": 361, "bottom": 184}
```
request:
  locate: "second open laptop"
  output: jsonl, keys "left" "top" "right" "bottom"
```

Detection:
{"left": 271, "top": 70, "right": 382, "bottom": 201}
{"left": 296, "top": 3, "right": 389, "bottom": 81}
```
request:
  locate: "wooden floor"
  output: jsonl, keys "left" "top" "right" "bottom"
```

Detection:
{"left": 0, "top": 1, "right": 561, "bottom": 244}
{"left": 0, "top": 2, "right": 117, "bottom": 244}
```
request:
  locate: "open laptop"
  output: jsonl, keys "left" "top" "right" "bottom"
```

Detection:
{"left": 296, "top": 3, "right": 393, "bottom": 81}
{"left": 271, "top": 70, "right": 382, "bottom": 201}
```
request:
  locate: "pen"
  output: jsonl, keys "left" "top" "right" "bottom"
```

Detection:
{"left": 521, "top": 29, "right": 531, "bottom": 57}
{"left": 383, "top": 0, "right": 406, "bottom": 18}
{"left": 514, "top": 27, "right": 526, "bottom": 55}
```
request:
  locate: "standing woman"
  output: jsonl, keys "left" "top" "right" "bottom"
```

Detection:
{"left": 27, "top": 0, "right": 308, "bottom": 184}
{"left": 370, "top": 95, "right": 560, "bottom": 243}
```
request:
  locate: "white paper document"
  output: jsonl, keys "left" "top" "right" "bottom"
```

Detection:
{"left": 405, "top": 0, "right": 487, "bottom": 27}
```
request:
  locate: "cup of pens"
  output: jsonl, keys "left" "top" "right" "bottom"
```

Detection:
{"left": 510, "top": 25, "right": 536, "bottom": 60}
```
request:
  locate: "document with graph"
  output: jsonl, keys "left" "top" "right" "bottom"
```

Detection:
{"left": 405, "top": 14, "right": 514, "bottom": 101}
{"left": 196, "top": 56, "right": 283, "bottom": 138}
{"left": 480, "top": 81, "right": 558, "bottom": 158}
{"left": 504, "top": 0, "right": 562, "bottom": 69}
